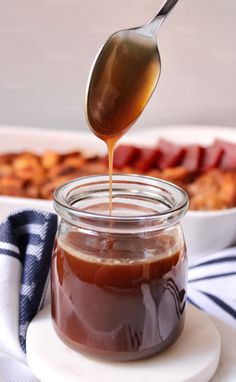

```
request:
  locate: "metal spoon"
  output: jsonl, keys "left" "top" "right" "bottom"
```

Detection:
{"left": 86, "top": 0, "right": 179, "bottom": 141}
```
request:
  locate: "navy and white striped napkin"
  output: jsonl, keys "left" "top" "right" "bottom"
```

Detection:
{"left": 0, "top": 209, "right": 235, "bottom": 382}
{"left": 0, "top": 210, "right": 57, "bottom": 382}
{"left": 188, "top": 249, "right": 236, "bottom": 328}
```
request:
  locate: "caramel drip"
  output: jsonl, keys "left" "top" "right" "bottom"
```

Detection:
{"left": 107, "top": 137, "right": 118, "bottom": 215}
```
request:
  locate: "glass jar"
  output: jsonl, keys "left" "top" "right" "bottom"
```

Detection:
{"left": 51, "top": 174, "right": 188, "bottom": 361}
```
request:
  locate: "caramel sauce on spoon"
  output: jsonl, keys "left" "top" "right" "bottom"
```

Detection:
{"left": 86, "top": 31, "right": 161, "bottom": 213}
{"left": 85, "top": 1, "right": 179, "bottom": 213}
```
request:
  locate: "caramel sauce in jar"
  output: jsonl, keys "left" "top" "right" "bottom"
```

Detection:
{"left": 52, "top": 175, "right": 188, "bottom": 361}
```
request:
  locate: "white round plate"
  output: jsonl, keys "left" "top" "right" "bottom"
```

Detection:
{"left": 27, "top": 304, "right": 220, "bottom": 382}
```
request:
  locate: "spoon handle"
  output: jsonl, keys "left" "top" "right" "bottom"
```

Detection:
{"left": 141, "top": 0, "right": 179, "bottom": 37}
{"left": 157, "top": 0, "right": 179, "bottom": 18}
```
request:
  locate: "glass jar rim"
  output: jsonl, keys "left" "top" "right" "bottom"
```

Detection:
{"left": 53, "top": 174, "right": 188, "bottom": 231}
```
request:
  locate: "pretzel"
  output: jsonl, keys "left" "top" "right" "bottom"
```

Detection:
{"left": 1, "top": 149, "right": 236, "bottom": 210}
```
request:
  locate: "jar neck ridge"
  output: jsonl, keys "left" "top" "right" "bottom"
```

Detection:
{"left": 53, "top": 174, "right": 188, "bottom": 233}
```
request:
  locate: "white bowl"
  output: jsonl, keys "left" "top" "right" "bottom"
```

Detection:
{"left": 183, "top": 208, "right": 236, "bottom": 260}
{"left": 1, "top": 125, "right": 236, "bottom": 261}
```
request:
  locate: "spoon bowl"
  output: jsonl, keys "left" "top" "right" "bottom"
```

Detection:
{"left": 85, "top": 0, "right": 179, "bottom": 142}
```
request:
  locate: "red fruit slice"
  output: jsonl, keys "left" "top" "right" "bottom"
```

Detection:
{"left": 113, "top": 145, "right": 141, "bottom": 169}
{"left": 181, "top": 145, "right": 204, "bottom": 172}
{"left": 214, "top": 139, "right": 236, "bottom": 170}
{"left": 134, "top": 148, "right": 160, "bottom": 172}
{"left": 201, "top": 145, "right": 224, "bottom": 171}
{"left": 156, "top": 139, "right": 185, "bottom": 170}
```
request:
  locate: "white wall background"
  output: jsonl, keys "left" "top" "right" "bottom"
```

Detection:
{"left": 0, "top": 0, "right": 236, "bottom": 132}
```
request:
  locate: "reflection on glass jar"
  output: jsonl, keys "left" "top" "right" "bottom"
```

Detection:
{"left": 51, "top": 175, "right": 188, "bottom": 361}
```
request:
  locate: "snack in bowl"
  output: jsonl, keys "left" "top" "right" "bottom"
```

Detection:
{"left": 1, "top": 139, "right": 236, "bottom": 211}
{"left": 1, "top": 126, "right": 236, "bottom": 257}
